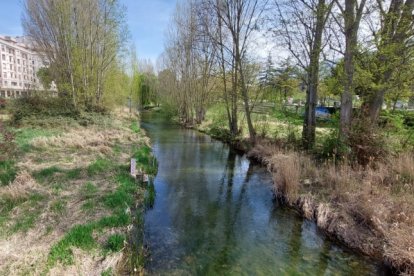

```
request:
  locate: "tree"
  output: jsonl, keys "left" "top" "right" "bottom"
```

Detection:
{"left": 334, "top": 0, "right": 367, "bottom": 141}
{"left": 22, "top": 0, "right": 127, "bottom": 108}
{"left": 274, "top": 0, "right": 335, "bottom": 149}
{"left": 363, "top": 0, "right": 414, "bottom": 121}
{"left": 36, "top": 67, "right": 53, "bottom": 90}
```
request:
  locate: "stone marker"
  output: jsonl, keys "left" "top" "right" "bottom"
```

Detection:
{"left": 130, "top": 158, "right": 136, "bottom": 178}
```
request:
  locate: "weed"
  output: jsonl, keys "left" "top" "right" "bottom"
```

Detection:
{"left": 105, "top": 234, "right": 125, "bottom": 252}
{"left": 87, "top": 158, "right": 112, "bottom": 176}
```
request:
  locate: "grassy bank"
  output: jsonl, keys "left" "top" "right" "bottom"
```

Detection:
{"left": 195, "top": 103, "right": 414, "bottom": 275}
{"left": 0, "top": 107, "right": 156, "bottom": 275}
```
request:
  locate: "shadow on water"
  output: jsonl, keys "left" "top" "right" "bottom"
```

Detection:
{"left": 140, "top": 111, "right": 387, "bottom": 275}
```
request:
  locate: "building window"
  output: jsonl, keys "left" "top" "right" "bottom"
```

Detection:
{"left": 9, "top": 56, "right": 12, "bottom": 62}
{"left": 1, "top": 54, "right": 4, "bottom": 60}
{"left": 12, "top": 82, "right": 17, "bottom": 86}
{"left": 17, "top": 59, "right": 20, "bottom": 64}
{"left": 9, "top": 64, "right": 12, "bottom": 70}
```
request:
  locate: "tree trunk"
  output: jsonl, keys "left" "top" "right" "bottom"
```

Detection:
{"left": 302, "top": 0, "right": 326, "bottom": 149}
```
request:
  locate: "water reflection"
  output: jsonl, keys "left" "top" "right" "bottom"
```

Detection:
{"left": 141, "top": 112, "right": 382, "bottom": 275}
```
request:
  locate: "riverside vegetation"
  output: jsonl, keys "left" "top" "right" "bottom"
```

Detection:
{"left": 0, "top": 97, "right": 157, "bottom": 275}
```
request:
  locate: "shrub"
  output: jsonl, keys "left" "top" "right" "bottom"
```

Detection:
{"left": 0, "top": 121, "right": 15, "bottom": 163}
{"left": 11, "top": 95, "right": 79, "bottom": 123}
{"left": 209, "top": 126, "right": 233, "bottom": 142}
{"left": 349, "top": 119, "right": 389, "bottom": 166}
{"left": 317, "top": 130, "right": 350, "bottom": 162}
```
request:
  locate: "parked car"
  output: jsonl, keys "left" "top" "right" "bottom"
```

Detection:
{"left": 316, "top": 106, "right": 331, "bottom": 119}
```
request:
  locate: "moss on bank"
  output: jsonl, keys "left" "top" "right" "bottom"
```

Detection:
{"left": 0, "top": 108, "right": 156, "bottom": 275}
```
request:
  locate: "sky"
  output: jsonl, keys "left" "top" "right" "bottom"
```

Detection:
{"left": 0, "top": 0, "right": 177, "bottom": 63}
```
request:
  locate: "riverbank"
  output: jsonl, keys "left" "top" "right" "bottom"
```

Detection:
{"left": 194, "top": 117, "right": 413, "bottom": 275}
{"left": 0, "top": 107, "right": 156, "bottom": 275}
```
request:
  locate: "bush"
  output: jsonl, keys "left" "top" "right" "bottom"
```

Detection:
{"left": 0, "top": 98, "right": 7, "bottom": 109}
{"left": 11, "top": 95, "right": 79, "bottom": 122}
{"left": 0, "top": 121, "right": 15, "bottom": 162}
{"left": 349, "top": 119, "right": 389, "bottom": 166}
{"left": 317, "top": 130, "right": 350, "bottom": 161}
{"left": 209, "top": 126, "right": 233, "bottom": 142}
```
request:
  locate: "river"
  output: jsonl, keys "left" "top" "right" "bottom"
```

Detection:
{"left": 141, "top": 111, "right": 385, "bottom": 275}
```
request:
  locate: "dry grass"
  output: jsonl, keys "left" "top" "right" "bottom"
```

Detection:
{"left": 249, "top": 143, "right": 414, "bottom": 274}
{"left": 0, "top": 110, "right": 147, "bottom": 275}
{"left": 0, "top": 171, "right": 41, "bottom": 200}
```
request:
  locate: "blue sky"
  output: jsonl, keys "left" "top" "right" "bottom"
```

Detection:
{"left": 0, "top": 0, "right": 177, "bottom": 63}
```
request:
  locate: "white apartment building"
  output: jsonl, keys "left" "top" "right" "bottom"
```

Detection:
{"left": 0, "top": 35, "right": 56, "bottom": 98}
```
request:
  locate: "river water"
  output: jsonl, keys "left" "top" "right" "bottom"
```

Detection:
{"left": 141, "top": 111, "right": 384, "bottom": 275}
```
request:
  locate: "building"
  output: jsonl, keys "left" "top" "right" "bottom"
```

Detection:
{"left": 0, "top": 35, "right": 56, "bottom": 98}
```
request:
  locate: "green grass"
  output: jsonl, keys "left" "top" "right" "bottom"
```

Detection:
{"left": 144, "top": 182, "right": 156, "bottom": 208}
{"left": 10, "top": 210, "right": 41, "bottom": 233}
{"left": 0, "top": 160, "right": 17, "bottom": 186}
{"left": 48, "top": 223, "right": 96, "bottom": 266}
{"left": 130, "top": 122, "right": 141, "bottom": 133}
{"left": 105, "top": 234, "right": 125, "bottom": 252}
{"left": 1, "top": 193, "right": 46, "bottom": 234}
{"left": 101, "top": 268, "right": 113, "bottom": 276}
{"left": 66, "top": 168, "right": 82, "bottom": 179}
{"left": 87, "top": 158, "right": 112, "bottom": 176}
{"left": 103, "top": 173, "right": 136, "bottom": 211}
{"left": 81, "top": 199, "right": 97, "bottom": 213}
{"left": 14, "top": 127, "right": 59, "bottom": 152}
{"left": 133, "top": 146, "right": 157, "bottom": 175}
{"left": 50, "top": 199, "right": 67, "bottom": 215}
{"left": 97, "top": 212, "right": 130, "bottom": 228}
{"left": 33, "top": 166, "right": 62, "bottom": 182}
{"left": 81, "top": 182, "right": 98, "bottom": 199}
{"left": 0, "top": 197, "right": 27, "bottom": 227}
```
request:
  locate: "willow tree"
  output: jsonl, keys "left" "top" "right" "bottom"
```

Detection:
{"left": 22, "top": 0, "right": 127, "bottom": 108}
